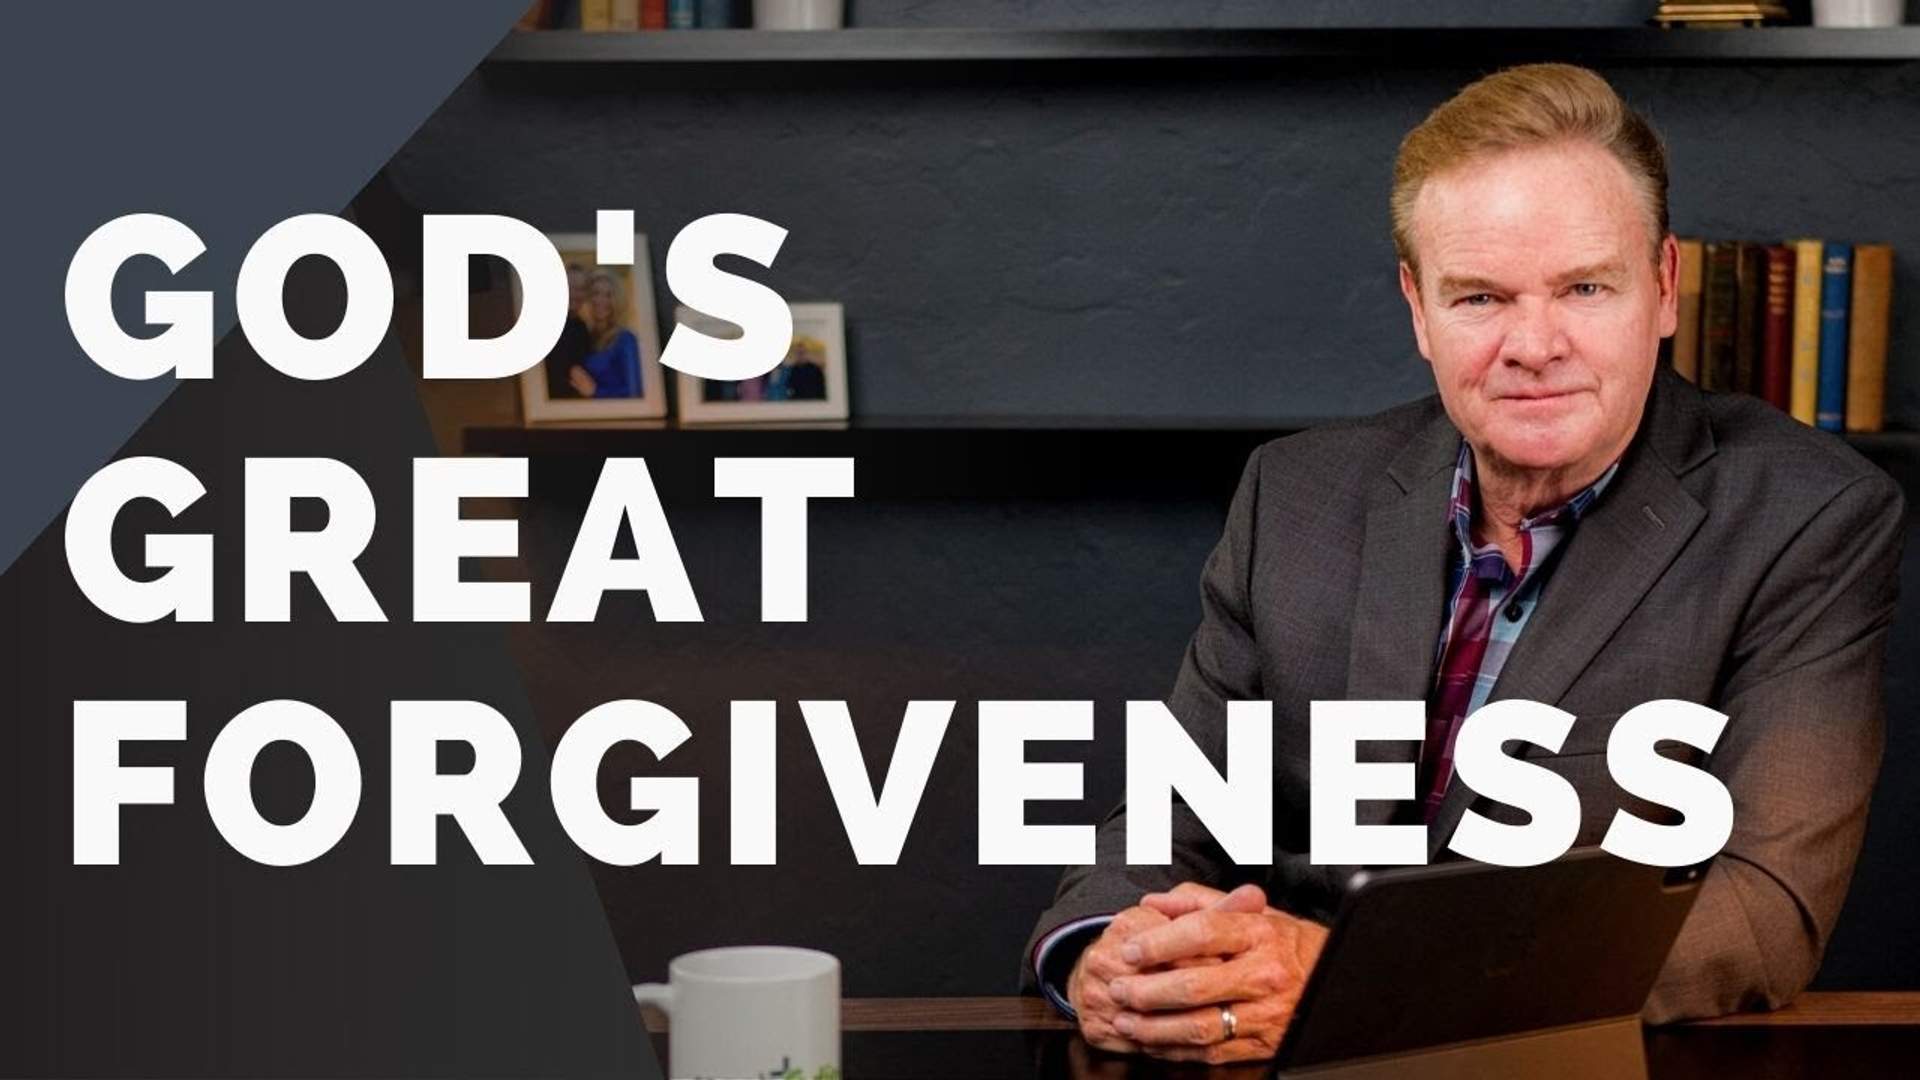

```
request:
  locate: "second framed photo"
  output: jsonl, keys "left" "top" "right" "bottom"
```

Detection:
{"left": 673, "top": 301, "right": 850, "bottom": 424}
{"left": 516, "top": 232, "right": 667, "bottom": 423}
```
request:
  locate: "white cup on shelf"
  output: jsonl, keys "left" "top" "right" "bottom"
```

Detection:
{"left": 1812, "top": 0, "right": 1906, "bottom": 27}
{"left": 633, "top": 946, "right": 841, "bottom": 1079}
{"left": 753, "top": 0, "right": 845, "bottom": 30}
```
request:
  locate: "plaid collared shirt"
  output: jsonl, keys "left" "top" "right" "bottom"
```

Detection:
{"left": 1419, "top": 440, "right": 1618, "bottom": 823}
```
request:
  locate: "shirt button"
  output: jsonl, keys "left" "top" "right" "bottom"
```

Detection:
{"left": 1504, "top": 602, "right": 1525, "bottom": 622}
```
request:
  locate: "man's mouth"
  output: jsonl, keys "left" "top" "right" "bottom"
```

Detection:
{"left": 1498, "top": 389, "right": 1585, "bottom": 401}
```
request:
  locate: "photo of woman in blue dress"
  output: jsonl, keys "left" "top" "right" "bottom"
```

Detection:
{"left": 565, "top": 269, "right": 643, "bottom": 399}
{"left": 520, "top": 232, "right": 666, "bottom": 423}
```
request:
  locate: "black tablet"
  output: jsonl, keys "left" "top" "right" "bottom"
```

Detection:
{"left": 1272, "top": 847, "right": 1708, "bottom": 1076}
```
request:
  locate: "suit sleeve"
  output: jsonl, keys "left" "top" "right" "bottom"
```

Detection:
{"left": 1020, "top": 446, "right": 1272, "bottom": 992}
{"left": 1645, "top": 470, "right": 1909, "bottom": 1023}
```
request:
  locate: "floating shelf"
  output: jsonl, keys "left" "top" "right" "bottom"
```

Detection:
{"left": 486, "top": 27, "right": 1920, "bottom": 70}
{"left": 465, "top": 422, "right": 1920, "bottom": 500}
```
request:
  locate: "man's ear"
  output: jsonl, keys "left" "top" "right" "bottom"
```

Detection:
{"left": 1398, "top": 260, "right": 1432, "bottom": 361}
{"left": 1655, "top": 232, "right": 1680, "bottom": 339}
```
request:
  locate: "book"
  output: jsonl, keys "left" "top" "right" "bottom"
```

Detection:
{"left": 1672, "top": 239, "right": 1704, "bottom": 383}
{"left": 516, "top": 0, "right": 555, "bottom": 29}
{"left": 1761, "top": 244, "right": 1793, "bottom": 411}
{"left": 1699, "top": 242, "right": 1739, "bottom": 392}
{"left": 1815, "top": 242, "right": 1853, "bottom": 432}
{"left": 613, "top": 0, "right": 639, "bottom": 30}
{"left": 580, "top": 0, "right": 614, "bottom": 30}
{"left": 699, "top": 0, "right": 735, "bottom": 27}
{"left": 642, "top": 0, "right": 667, "bottom": 28}
{"left": 1846, "top": 244, "right": 1894, "bottom": 433}
{"left": 1733, "top": 242, "right": 1766, "bottom": 397}
{"left": 1788, "top": 239, "right": 1824, "bottom": 425}
{"left": 668, "top": 0, "right": 696, "bottom": 28}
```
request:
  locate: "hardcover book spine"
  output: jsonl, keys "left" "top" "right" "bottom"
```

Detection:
{"left": 1733, "top": 242, "right": 1765, "bottom": 397}
{"left": 516, "top": 0, "right": 554, "bottom": 30}
{"left": 579, "top": 0, "right": 614, "bottom": 30}
{"left": 1700, "top": 242, "right": 1739, "bottom": 393}
{"left": 1789, "top": 239, "right": 1824, "bottom": 425}
{"left": 641, "top": 0, "right": 667, "bottom": 29}
{"left": 1762, "top": 245, "right": 1793, "bottom": 410}
{"left": 1815, "top": 242, "right": 1853, "bottom": 433}
{"left": 668, "top": 0, "right": 696, "bottom": 28}
{"left": 1672, "top": 239, "right": 1704, "bottom": 383}
{"left": 1846, "top": 244, "right": 1894, "bottom": 433}
{"left": 612, "top": 0, "right": 640, "bottom": 31}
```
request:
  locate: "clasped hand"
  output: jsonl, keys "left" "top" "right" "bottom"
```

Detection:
{"left": 1065, "top": 882, "right": 1328, "bottom": 1065}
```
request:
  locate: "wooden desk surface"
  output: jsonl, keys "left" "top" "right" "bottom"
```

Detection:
{"left": 645, "top": 994, "right": 1920, "bottom": 1077}
{"left": 645, "top": 991, "right": 1920, "bottom": 1032}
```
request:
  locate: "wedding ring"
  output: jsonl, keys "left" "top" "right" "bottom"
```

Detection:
{"left": 1220, "top": 1005, "right": 1238, "bottom": 1042}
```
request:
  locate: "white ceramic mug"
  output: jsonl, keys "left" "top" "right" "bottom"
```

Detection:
{"left": 753, "top": 0, "right": 845, "bottom": 30}
{"left": 1812, "top": 0, "right": 1906, "bottom": 27}
{"left": 633, "top": 946, "right": 840, "bottom": 1080}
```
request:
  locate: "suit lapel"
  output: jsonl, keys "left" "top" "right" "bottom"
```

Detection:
{"left": 1343, "top": 405, "right": 1459, "bottom": 824}
{"left": 1424, "top": 369, "right": 1713, "bottom": 857}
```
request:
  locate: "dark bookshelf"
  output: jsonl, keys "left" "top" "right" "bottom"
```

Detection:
{"left": 474, "top": 26, "right": 1916, "bottom": 494}
{"left": 464, "top": 421, "right": 1920, "bottom": 501}
{"left": 486, "top": 27, "right": 1920, "bottom": 72}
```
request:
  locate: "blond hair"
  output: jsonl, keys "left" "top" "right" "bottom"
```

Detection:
{"left": 1391, "top": 63, "right": 1669, "bottom": 282}
{"left": 584, "top": 269, "right": 628, "bottom": 348}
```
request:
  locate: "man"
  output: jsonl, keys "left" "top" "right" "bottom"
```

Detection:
{"left": 1022, "top": 63, "right": 1908, "bottom": 1065}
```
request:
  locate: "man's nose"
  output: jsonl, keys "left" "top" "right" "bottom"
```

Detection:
{"left": 1500, "top": 299, "right": 1570, "bottom": 371}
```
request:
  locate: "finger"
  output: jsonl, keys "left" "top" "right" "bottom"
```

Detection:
{"left": 1109, "top": 955, "right": 1258, "bottom": 1012}
{"left": 1114, "top": 953, "right": 1293, "bottom": 1012}
{"left": 1085, "top": 939, "right": 1176, "bottom": 982}
{"left": 1080, "top": 1028, "right": 1141, "bottom": 1055}
{"left": 1070, "top": 976, "right": 1141, "bottom": 1054}
{"left": 1167, "top": 954, "right": 1226, "bottom": 971}
{"left": 1083, "top": 913, "right": 1168, "bottom": 980}
{"left": 1123, "top": 909, "right": 1259, "bottom": 968}
{"left": 1109, "top": 905, "right": 1171, "bottom": 936}
{"left": 1113, "top": 1004, "right": 1235, "bottom": 1047}
{"left": 1177, "top": 880, "right": 1231, "bottom": 905}
{"left": 1136, "top": 996, "right": 1296, "bottom": 1061}
{"left": 1088, "top": 923, "right": 1160, "bottom": 977}
{"left": 1140, "top": 881, "right": 1227, "bottom": 917}
{"left": 1079, "top": 940, "right": 1139, "bottom": 984}
{"left": 1213, "top": 883, "right": 1268, "bottom": 914}
{"left": 1139, "top": 892, "right": 1205, "bottom": 918}
{"left": 1144, "top": 882, "right": 1266, "bottom": 920}
{"left": 1082, "top": 1006, "right": 1136, "bottom": 1053}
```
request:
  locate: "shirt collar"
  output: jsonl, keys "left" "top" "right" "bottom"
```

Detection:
{"left": 1446, "top": 439, "right": 1619, "bottom": 551}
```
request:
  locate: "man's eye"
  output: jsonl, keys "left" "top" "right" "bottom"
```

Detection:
{"left": 1458, "top": 294, "right": 1494, "bottom": 307}
{"left": 1570, "top": 282, "right": 1606, "bottom": 298}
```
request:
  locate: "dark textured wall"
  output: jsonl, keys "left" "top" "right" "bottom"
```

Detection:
{"left": 384, "top": 1, "right": 1920, "bottom": 996}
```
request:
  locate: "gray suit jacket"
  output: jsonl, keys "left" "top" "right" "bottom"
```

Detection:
{"left": 1023, "top": 366, "right": 1908, "bottom": 1023}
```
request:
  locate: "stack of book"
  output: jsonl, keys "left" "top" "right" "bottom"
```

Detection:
{"left": 520, "top": 0, "right": 742, "bottom": 30}
{"left": 1668, "top": 239, "right": 1896, "bottom": 433}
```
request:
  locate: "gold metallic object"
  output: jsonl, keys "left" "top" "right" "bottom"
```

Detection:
{"left": 1652, "top": 2, "right": 1791, "bottom": 28}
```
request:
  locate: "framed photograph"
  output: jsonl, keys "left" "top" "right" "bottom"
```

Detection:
{"left": 673, "top": 301, "right": 849, "bottom": 424}
{"left": 515, "top": 233, "right": 666, "bottom": 423}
